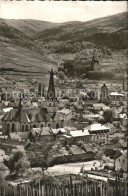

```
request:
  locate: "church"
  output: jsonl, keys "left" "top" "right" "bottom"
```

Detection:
{"left": 2, "top": 69, "right": 64, "bottom": 134}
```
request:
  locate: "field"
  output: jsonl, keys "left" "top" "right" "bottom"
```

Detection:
{"left": 0, "top": 41, "right": 58, "bottom": 83}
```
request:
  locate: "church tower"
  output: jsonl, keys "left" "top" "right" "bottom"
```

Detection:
{"left": 100, "top": 83, "right": 109, "bottom": 103}
{"left": 91, "top": 50, "right": 100, "bottom": 71}
{"left": 47, "top": 69, "right": 56, "bottom": 100}
{"left": 46, "top": 69, "right": 57, "bottom": 116}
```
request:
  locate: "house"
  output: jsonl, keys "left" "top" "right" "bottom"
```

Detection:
{"left": 86, "top": 123, "right": 110, "bottom": 144}
{"left": 59, "top": 99, "right": 69, "bottom": 109}
{"left": 67, "top": 145, "right": 95, "bottom": 162}
{"left": 10, "top": 132, "right": 29, "bottom": 142}
{"left": 29, "top": 127, "right": 55, "bottom": 143}
{"left": 118, "top": 112, "right": 128, "bottom": 126}
{"left": 2, "top": 107, "right": 13, "bottom": 113}
{"left": 109, "top": 92, "right": 125, "bottom": 102}
{"left": 0, "top": 138, "right": 26, "bottom": 154}
{"left": 115, "top": 150, "right": 127, "bottom": 172}
{"left": 93, "top": 103, "right": 110, "bottom": 113}
{"left": 82, "top": 144, "right": 94, "bottom": 153}
{"left": 52, "top": 128, "right": 66, "bottom": 136}
{"left": 119, "top": 140, "right": 127, "bottom": 150}
{"left": 59, "top": 129, "right": 91, "bottom": 145}
{"left": 56, "top": 108, "right": 74, "bottom": 121}
{"left": 74, "top": 114, "right": 90, "bottom": 129}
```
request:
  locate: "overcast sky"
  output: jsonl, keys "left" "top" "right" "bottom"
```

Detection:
{"left": 0, "top": 1, "right": 127, "bottom": 23}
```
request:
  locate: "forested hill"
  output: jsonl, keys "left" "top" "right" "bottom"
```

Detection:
{"left": 0, "top": 12, "right": 127, "bottom": 80}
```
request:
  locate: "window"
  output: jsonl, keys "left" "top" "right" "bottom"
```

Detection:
{"left": 22, "top": 125, "right": 24, "bottom": 132}
{"left": 33, "top": 124, "right": 36, "bottom": 128}
{"left": 56, "top": 123, "right": 59, "bottom": 129}
{"left": 26, "top": 125, "right": 28, "bottom": 132}
{"left": 7, "top": 124, "right": 10, "bottom": 133}
{"left": 48, "top": 123, "right": 51, "bottom": 127}
{"left": 12, "top": 123, "right": 15, "bottom": 132}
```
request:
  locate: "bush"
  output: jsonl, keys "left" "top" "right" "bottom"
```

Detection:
{"left": 103, "top": 109, "right": 115, "bottom": 123}
{"left": 7, "top": 147, "right": 32, "bottom": 178}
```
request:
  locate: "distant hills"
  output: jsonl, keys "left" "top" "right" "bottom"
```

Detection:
{"left": 34, "top": 12, "right": 128, "bottom": 49}
{"left": 0, "top": 12, "right": 127, "bottom": 81}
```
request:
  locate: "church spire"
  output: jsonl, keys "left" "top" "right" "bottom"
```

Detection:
{"left": 18, "top": 96, "right": 22, "bottom": 111}
{"left": 47, "top": 68, "right": 56, "bottom": 100}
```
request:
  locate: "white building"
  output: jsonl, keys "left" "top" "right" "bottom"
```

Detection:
{"left": 85, "top": 123, "right": 110, "bottom": 144}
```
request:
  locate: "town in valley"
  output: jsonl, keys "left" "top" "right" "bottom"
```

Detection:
{"left": 0, "top": 2, "right": 127, "bottom": 196}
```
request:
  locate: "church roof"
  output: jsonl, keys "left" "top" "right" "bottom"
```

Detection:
{"left": 2, "top": 107, "right": 53, "bottom": 123}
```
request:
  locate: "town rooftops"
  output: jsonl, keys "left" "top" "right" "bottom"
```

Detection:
{"left": 87, "top": 123, "right": 109, "bottom": 133}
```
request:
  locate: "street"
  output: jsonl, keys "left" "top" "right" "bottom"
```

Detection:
{"left": 47, "top": 160, "right": 100, "bottom": 175}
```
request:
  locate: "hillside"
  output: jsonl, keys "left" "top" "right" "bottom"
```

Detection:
{"left": 0, "top": 41, "right": 57, "bottom": 82}
{"left": 1, "top": 19, "right": 82, "bottom": 37}
{"left": 0, "top": 12, "right": 127, "bottom": 81}
{"left": 34, "top": 12, "right": 128, "bottom": 49}
{"left": 1, "top": 19, "right": 60, "bottom": 37}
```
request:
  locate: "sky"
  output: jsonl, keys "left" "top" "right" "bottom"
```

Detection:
{"left": 0, "top": 1, "right": 127, "bottom": 23}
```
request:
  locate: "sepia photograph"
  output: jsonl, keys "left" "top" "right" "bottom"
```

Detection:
{"left": 0, "top": 0, "right": 127, "bottom": 195}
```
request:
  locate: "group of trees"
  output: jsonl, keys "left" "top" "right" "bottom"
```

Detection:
{"left": 4, "top": 147, "right": 32, "bottom": 179}
{"left": 103, "top": 109, "right": 115, "bottom": 123}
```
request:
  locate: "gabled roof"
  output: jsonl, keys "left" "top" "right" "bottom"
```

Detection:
{"left": 119, "top": 140, "right": 127, "bottom": 148}
{"left": 2, "top": 109, "right": 16, "bottom": 121}
{"left": 52, "top": 128, "right": 66, "bottom": 135}
{"left": 83, "top": 144, "right": 94, "bottom": 153}
{"left": 57, "top": 108, "right": 72, "bottom": 115}
{"left": 31, "top": 127, "right": 52, "bottom": 136}
{"left": 77, "top": 114, "right": 87, "bottom": 123}
{"left": 69, "top": 145, "right": 85, "bottom": 155}
{"left": 2, "top": 107, "right": 53, "bottom": 123}
{"left": 116, "top": 150, "right": 127, "bottom": 160}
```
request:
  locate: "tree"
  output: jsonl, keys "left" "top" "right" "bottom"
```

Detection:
{"left": 76, "top": 81, "right": 83, "bottom": 88}
{"left": 7, "top": 147, "right": 32, "bottom": 178}
{"left": 103, "top": 109, "right": 115, "bottom": 123}
{"left": 95, "top": 151, "right": 103, "bottom": 161}
{"left": 57, "top": 71, "right": 65, "bottom": 80}
{"left": 109, "top": 136, "right": 119, "bottom": 144}
{"left": 0, "top": 162, "right": 9, "bottom": 187}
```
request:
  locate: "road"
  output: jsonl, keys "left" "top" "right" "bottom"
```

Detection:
{"left": 47, "top": 160, "right": 100, "bottom": 175}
